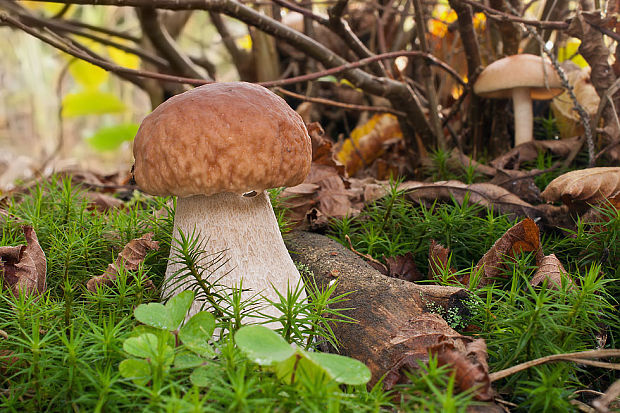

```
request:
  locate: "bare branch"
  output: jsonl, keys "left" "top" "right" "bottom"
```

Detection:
{"left": 274, "top": 87, "right": 406, "bottom": 116}
{"left": 138, "top": 7, "right": 208, "bottom": 79}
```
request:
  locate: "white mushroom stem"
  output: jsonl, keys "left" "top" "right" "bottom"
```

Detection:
{"left": 163, "top": 191, "right": 305, "bottom": 324}
{"left": 512, "top": 87, "right": 533, "bottom": 147}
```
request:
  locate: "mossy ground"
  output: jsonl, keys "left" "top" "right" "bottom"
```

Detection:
{"left": 0, "top": 176, "right": 617, "bottom": 412}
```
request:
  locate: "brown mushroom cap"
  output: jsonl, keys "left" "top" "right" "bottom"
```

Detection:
{"left": 473, "top": 54, "right": 563, "bottom": 100}
{"left": 133, "top": 82, "right": 312, "bottom": 197}
{"left": 541, "top": 167, "right": 620, "bottom": 204}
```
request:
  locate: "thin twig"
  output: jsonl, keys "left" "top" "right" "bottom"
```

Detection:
{"left": 14, "top": 12, "right": 169, "bottom": 68}
{"left": 274, "top": 87, "right": 406, "bottom": 116}
{"left": 344, "top": 235, "right": 388, "bottom": 273}
{"left": 462, "top": 0, "right": 569, "bottom": 29}
{"left": 261, "top": 50, "right": 465, "bottom": 88}
{"left": 138, "top": 7, "right": 206, "bottom": 79}
{"left": 489, "top": 349, "right": 620, "bottom": 382}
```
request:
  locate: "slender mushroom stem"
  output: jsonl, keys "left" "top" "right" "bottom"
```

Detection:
{"left": 164, "top": 191, "right": 304, "bottom": 323}
{"left": 512, "top": 87, "right": 533, "bottom": 146}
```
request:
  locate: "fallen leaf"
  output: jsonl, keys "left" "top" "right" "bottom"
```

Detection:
{"left": 467, "top": 218, "right": 543, "bottom": 286}
{"left": 308, "top": 122, "right": 344, "bottom": 173}
{"left": 489, "top": 169, "right": 542, "bottom": 205}
{"left": 0, "top": 226, "right": 46, "bottom": 297}
{"left": 82, "top": 191, "right": 124, "bottom": 211}
{"left": 428, "top": 240, "right": 456, "bottom": 281}
{"left": 551, "top": 65, "right": 600, "bottom": 139}
{"left": 383, "top": 313, "right": 467, "bottom": 389}
{"left": 429, "top": 338, "right": 493, "bottom": 401}
{"left": 404, "top": 180, "right": 542, "bottom": 219}
{"left": 541, "top": 167, "right": 620, "bottom": 211}
{"left": 490, "top": 137, "right": 581, "bottom": 170}
{"left": 336, "top": 113, "right": 403, "bottom": 176}
{"left": 530, "top": 254, "right": 575, "bottom": 290}
{"left": 385, "top": 252, "right": 423, "bottom": 282}
{"left": 86, "top": 233, "right": 159, "bottom": 291}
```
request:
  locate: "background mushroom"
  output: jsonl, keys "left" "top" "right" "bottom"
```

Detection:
{"left": 133, "top": 82, "right": 312, "bottom": 321}
{"left": 473, "top": 54, "right": 563, "bottom": 146}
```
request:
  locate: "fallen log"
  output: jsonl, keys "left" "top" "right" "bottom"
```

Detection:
{"left": 285, "top": 231, "right": 474, "bottom": 386}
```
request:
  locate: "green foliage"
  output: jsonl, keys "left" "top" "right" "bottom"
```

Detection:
{"left": 61, "top": 90, "right": 126, "bottom": 117}
{"left": 330, "top": 181, "right": 516, "bottom": 275}
{"left": 2, "top": 176, "right": 617, "bottom": 411}
{"left": 0, "top": 177, "right": 391, "bottom": 411}
{"left": 86, "top": 123, "right": 140, "bottom": 151}
{"left": 398, "top": 356, "right": 476, "bottom": 412}
{"left": 235, "top": 325, "right": 371, "bottom": 387}
{"left": 330, "top": 181, "right": 618, "bottom": 408}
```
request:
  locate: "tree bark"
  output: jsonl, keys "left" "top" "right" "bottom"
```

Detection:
{"left": 285, "top": 231, "right": 472, "bottom": 385}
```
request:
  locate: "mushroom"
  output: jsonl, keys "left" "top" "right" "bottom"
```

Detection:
{"left": 473, "top": 54, "right": 563, "bottom": 146}
{"left": 133, "top": 82, "right": 312, "bottom": 321}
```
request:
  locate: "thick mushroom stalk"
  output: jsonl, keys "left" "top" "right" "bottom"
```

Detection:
{"left": 164, "top": 191, "right": 304, "bottom": 320}
{"left": 512, "top": 87, "right": 534, "bottom": 146}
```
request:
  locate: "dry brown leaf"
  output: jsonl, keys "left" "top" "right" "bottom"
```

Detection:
{"left": 490, "top": 169, "right": 542, "bottom": 205}
{"left": 385, "top": 252, "right": 423, "bottom": 282}
{"left": 383, "top": 313, "right": 467, "bottom": 389}
{"left": 0, "top": 226, "right": 46, "bottom": 297}
{"left": 490, "top": 137, "right": 581, "bottom": 170}
{"left": 429, "top": 339, "right": 493, "bottom": 401}
{"left": 428, "top": 240, "right": 457, "bottom": 281}
{"left": 551, "top": 65, "right": 600, "bottom": 139}
{"left": 82, "top": 192, "right": 125, "bottom": 212}
{"left": 404, "top": 180, "right": 541, "bottom": 219}
{"left": 307, "top": 122, "right": 344, "bottom": 174}
{"left": 468, "top": 218, "right": 543, "bottom": 287}
{"left": 531, "top": 254, "right": 575, "bottom": 290}
{"left": 279, "top": 163, "right": 360, "bottom": 228}
{"left": 541, "top": 167, "right": 620, "bottom": 209}
{"left": 86, "top": 233, "right": 159, "bottom": 291}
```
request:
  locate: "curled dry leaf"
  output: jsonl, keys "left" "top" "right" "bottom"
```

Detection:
{"left": 429, "top": 338, "right": 493, "bottom": 401}
{"left": 490, "top": 137, "right": 581, "bottom": 170}
{"left": 384, "top": 314, "right": 494, "bottom": 401}
{"left": 385, "top": 252, "right": 423, "bottom": 282}
{"left": 551, "top": 65, "right": 600, "bottom": 139}
{"left": 541, "top": 167, "right": 620, "bottom": 210}
{"left": 86, "top": 233, "right": 159, "bottom": 292}
{"left": 0, "top": 226, "right": 46, "bottom": 297}
{"left": 428, "top": 240, "right": 457, "bottom": 281}
{"left": 383, "top": 313, "right": 467, "bottom": 389}
{"left": 404, "top": 180, "right": 541, "bottom": 219}
{"left": 467, "top": 218, "right": 543, "bottom": 287}
{"left": 81, "top": 191, "right": 124, "bottom": 212}
{"left": 489, "top": 169, "right": 542, "bottom": 205}
{"left": 336, "top": 113, "right": 403, "bottom": 176}
{"left": 531, "top": 254, "right": 575, "bottom": 290}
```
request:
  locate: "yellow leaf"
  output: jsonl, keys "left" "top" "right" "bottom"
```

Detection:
{"left": 108, "top": 42, "right": 140, "bottom": 70}
{"left": 22, "top": 2, "right": 74, "bottom": 16}
{"left": 69, "top": 59, "right": 108, "bottom": 90}
{"left": 558, "top": 39, "right": 589, "bottom": 69}
{"left": 336, "top": 114, "right": 403, "bottom": 176}
{"left": 236, "top": 34, "right": 252, "bottom": 51}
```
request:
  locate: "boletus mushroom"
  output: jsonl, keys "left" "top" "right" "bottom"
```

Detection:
{"left": 133, "top": 82, "right": 312, "bottom": 321}
{"left": 473, "top": 54, "right": 563, "bottom": 146}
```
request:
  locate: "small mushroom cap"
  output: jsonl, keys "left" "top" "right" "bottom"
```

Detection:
{"left": 541, "top": 167, "right": 620, "bottom": 204}
{"left": 133, "top": 82, "right": 312, "bottom": 197}
{"left": 473, "top": 54, "right": 564, "bottom": 100}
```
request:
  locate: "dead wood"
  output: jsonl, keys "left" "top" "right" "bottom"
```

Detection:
{"left": 285, "top": 231, "right": 473, "bottom": 386}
